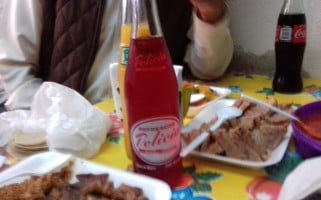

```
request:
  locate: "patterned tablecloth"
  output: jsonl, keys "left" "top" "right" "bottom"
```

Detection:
{"left": 2, "top": 72, "right": 321, "bottom": 199}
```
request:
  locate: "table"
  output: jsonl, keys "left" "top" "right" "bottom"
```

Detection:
{"left": 1, "top": 72, "right": 321, "bottom": 199}
{"left": 92, "top": 72, "right": 321, "bottom": 200}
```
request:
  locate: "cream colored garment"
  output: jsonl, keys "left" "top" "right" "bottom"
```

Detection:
{"left": 185, "top": 14, "right": 233, "bottom": 80}
{"left": 0, "top": 0, "right": 233, "bottom": 111}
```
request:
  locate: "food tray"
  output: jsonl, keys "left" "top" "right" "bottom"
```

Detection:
{"left": 0, "top": 151, "right": 171, "bottom": 199}
{"left": 182, "top": 99, "right": 292, "bottom": 168}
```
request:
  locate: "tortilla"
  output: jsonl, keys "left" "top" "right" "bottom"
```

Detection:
{"left": 13, "top": 131, "right": 46, "bottom": 146}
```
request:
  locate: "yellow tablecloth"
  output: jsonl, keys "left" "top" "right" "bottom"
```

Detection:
{"left": 92, "top": 73, "right": 321, "bottom": 200}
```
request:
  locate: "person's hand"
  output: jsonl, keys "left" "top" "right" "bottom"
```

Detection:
{"left": 190, "top": 0, "right": 227, "bottom": 24}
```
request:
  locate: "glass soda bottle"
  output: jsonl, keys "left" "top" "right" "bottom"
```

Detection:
{"left": 118, "top": 0, "right": 132, "bottom": 160}
{"left": 273, "top": 0, "right": 307, "bottom": 93}
{"left": 125, "top": 0, "right": 182, "bottom": 187}
{"left": 118, "top": 0, "right": 150, "bottom": 160}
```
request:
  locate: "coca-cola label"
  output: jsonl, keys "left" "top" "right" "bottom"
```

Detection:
{"left": 276, "top": 25, "right": 306, "bottom": 43}
{"left": 131, "top": 117, "right": 180, "bottom": 165}
{"left": 293, "top": 25, "right": 306, "bottom": 43}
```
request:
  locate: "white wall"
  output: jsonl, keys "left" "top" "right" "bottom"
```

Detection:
{"left": 227, "top": 0, "right": 321, "bottom": 78}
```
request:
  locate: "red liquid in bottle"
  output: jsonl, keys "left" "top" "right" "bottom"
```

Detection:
{"left": 125, "top": 36, "right": 182, "bottom": 187}
{"left": 273, "top": 14, "right": 306, "bottom": 93}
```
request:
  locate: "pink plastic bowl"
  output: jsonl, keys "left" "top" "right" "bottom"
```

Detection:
{"left": 291, "top": 100, "right": 321, "bottom": 159}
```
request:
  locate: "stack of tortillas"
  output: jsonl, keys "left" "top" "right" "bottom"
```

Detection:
{"left": 7, "top": 131, "right": 48, "bottom": 160}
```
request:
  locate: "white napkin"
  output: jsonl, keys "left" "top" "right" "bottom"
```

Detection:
{"left": 0, "top": 82, "right": 111, "bottom": 159}
{"left": 279, "top": 156, "right": 321, "bottom": 200}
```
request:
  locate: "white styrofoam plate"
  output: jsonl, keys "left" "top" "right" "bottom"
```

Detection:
{"left": 0, "top": 151, "right": 171, "bottom": 200}
{"left": 182, "top": 99, "right": 292, "bottom": 169}
{"left": 186, "top": 86, "right": 231, "bottom": 118}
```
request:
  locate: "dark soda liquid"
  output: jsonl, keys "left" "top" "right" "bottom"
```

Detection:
{"left": 273, "top": 14, "right": 306, "bottom": 93}
{"left": 125, "top": 36, "right": 182, "bottom": 187}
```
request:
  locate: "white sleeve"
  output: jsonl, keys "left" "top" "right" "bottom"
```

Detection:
{"left": 0, "top": 0, "right": 43, "bottom": 110}
{"left": 185, "top": 12, "right": 233, "bottom": 80}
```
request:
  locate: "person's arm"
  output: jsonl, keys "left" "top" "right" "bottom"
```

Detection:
{"left": 0, "top": 0, "right": 43, "bottom": 110}
{"left": 185, "top": 0, "right": 233, "bottom": 80}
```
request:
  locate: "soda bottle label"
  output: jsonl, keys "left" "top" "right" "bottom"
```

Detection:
{"left": 135, "top": 50, "right": 168, "bottom": 68}
{"left": 131, "top": 116, "right": 180, "bottom": 165}
{"left": 276, "top": 24, "right": 306, "bottom": 43}
{"left": 120, "top": 46, "right": 129, "bottom": 65}
{"left": 277, "top": 25, "right": 292, "bottom": 42}
{"left": 293, "top": 25, "right": 306, "bottom": 43}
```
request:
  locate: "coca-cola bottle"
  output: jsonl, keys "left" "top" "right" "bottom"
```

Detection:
{"left": 125, "top": 0, "right": 182, "bottom": 187}
{"left": 273, "top": 0, "right": 307, "bottom": 93}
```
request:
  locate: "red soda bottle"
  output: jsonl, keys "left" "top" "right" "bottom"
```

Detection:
{"left": 125, "top": 0, "right": 182, "bottom": 187}
{"left": 273, "top": 0, "right": 307, "bottom": 93}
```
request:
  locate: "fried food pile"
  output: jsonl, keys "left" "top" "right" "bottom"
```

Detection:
{"left": 0, "top": 162, "right": 148, "bottom": 200}
{"left": 182, "top": 98, "right": 292, "bottom": 161}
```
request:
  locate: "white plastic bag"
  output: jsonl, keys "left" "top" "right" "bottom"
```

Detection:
{"left": 0, "top": 110, "right": 33, "bottom": 146}
{"left": 0, "top": 82, "right": 111, "bottom": 159}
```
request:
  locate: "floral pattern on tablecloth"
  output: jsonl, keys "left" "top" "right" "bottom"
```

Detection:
{"left": 106, "top": 113, "right": 123, "bottom": 144}
{"left": 185, "top": 73, "right": 321, "bottom": 199}
{"left": 304, "top": 84, "right": 321, "bottom": 98}
{"left": 1, "top": 73, "right": 321, "bottom": 199}
{"left": 212, "top": 73, "right": 321, "bottom": 105}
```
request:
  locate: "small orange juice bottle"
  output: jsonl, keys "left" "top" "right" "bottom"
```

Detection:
{"left": 118, "top": 0, "right": 150, "bottom": 160}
